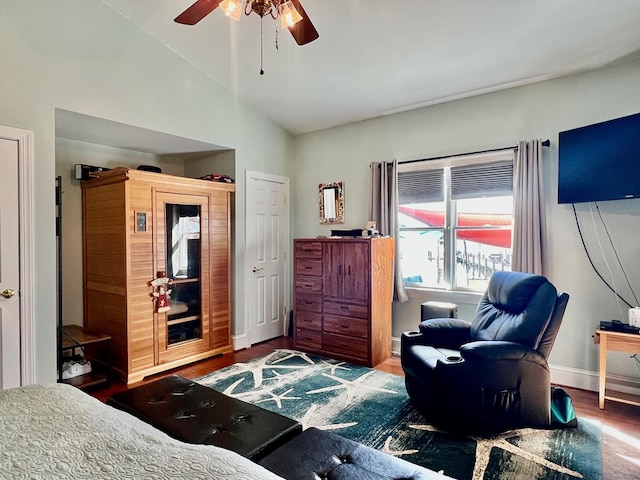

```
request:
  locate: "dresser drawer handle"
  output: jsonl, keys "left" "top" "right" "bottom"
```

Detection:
{"left": 341, "top": 305, "right": 350, "bottom": 310}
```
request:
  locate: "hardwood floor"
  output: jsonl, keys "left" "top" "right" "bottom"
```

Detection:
{"left": 87, "top": 336, "right": 640, "bottom": 477}
{"left": 88, "top": 337, "right": 297, "bottom": 403}
{"left": 88, "top": 336, "right": 639, "bottom": 434}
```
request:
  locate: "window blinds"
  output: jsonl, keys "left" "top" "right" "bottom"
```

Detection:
{"left": 399, "top": 160, "right": 513, "bottom": 205}
{"left": 450, "top": 161, "right": 513, "bottom": 199}
{"left": 398, "top": 169, "right": 444, "bottom": 204}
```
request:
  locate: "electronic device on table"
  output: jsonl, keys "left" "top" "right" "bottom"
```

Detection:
{"left": 600, "top": 320, "right": 640, "bottom": 334}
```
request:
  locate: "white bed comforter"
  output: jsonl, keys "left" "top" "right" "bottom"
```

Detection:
{"left": 0, "top": 383, "right": 284, "bottom": 479}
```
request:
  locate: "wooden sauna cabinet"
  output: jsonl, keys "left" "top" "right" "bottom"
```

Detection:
{"left": 82, "top": 167, "right": 234, "bottom": 384}
{"left": 293, "top": 237, "right": 394, "bottom": 367}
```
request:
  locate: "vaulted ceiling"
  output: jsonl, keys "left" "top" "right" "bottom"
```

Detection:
{"left": 102, "top": 0, "right": 640, "bottom": 135}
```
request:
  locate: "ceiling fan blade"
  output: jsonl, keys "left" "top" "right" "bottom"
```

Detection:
{"left": 287, "top": 0, "right": 319, "bottom": 45}
{"left": 174, "top": 0, "right": 223, "bottom": 25}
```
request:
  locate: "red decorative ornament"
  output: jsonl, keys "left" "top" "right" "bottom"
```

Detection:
{"left": 151, "top": 271, "right": 173, "bottom": 313}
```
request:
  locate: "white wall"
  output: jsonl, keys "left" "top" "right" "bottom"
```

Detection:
{"left": 292, "top": 53, "right": 640, "bottom": 391}
{"left": 1, "top": 0, "right": 293, "bottom": 383}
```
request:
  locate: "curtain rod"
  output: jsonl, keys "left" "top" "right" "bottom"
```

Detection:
{"left": 398, "top": 139, "right": 550, "bottom": 165}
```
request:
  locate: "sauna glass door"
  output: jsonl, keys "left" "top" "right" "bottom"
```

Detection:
{"left": 165, "top": 203, "right": 202, "bottom": 345}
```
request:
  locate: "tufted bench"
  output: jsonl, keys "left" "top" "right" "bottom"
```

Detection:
{"left": 107, "top": 375, "right": 302, "bottom": 461}
{"left": 258, "top": 427, "right": 451, "bottom": 480}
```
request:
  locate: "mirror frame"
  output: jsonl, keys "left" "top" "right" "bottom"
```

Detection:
{"left": 319, "top": 181, "right": 344, "bottom": 224}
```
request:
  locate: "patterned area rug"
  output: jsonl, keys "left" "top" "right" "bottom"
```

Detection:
{"left": 196, "top": 349, "right": 601, "bottom": 480}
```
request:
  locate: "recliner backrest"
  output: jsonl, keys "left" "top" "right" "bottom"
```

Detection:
{"left": 537, "top": 292, "right": 569, "bottom": 359}
{"left": 470, "top": 271, "right": 558, "bottom": 351}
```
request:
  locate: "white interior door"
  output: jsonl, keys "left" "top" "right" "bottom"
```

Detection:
{"left": 246, "top": 171, "right": 289, "bottom": 345}
{"left": 0, "top": 137, "right": 21, "bottom": 389}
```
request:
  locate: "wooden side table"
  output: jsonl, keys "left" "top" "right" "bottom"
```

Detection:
{"left": 594, "top": 329, "right": 640, "bottom": 409}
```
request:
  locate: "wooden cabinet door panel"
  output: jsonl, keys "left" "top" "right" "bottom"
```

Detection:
{"left": 322, "top": 242, "right": 343, "bottom": 298}
{"left": 155, "top": 190, "right": 210, "bottom": 363}
{"left": 343, "top": 242, "right": 369, "bottom": 301}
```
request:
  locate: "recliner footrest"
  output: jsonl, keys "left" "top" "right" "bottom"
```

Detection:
{"left": 107, "top": 375, "right": 302, "bottom": 460}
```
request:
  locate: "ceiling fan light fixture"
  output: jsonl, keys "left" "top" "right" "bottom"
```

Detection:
{"left": 278, "top": 1, "right": 302, "bottom": 28}
{"left": 220, "top": 0, "right": 244, "bottom": 21}
{"left": 174, "top": 0, "right": 319, "bottom": 50}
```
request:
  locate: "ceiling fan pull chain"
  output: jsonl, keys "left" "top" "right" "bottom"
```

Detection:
{"left": 260, "top": 15, "right": 265, "bottom": 75}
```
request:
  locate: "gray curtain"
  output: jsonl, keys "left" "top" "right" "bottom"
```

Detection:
{"left": 369, "top": 160, "right": 408, "bottom": 302}
{"left": 512, "top": 139, "right": 546, "bottom": 274}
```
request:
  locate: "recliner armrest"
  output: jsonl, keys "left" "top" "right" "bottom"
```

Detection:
{"left": 417, "top": 318, "right": 472, "bottom": 349}
{"left": 400, "top": 330, "right": 426, "bottom": 349}
{"left": 460, "top": 340, "right": 548, "bottom": 367}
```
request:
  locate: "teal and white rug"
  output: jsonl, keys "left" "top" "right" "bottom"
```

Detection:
{"left": 196, "top": 349, "right": 601, "bottom": 480}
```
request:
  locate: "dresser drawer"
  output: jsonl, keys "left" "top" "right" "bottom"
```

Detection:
{"left": 296, "top": 328, "right": 322, "bottom": 350}
{"left": 296, "top": 293, "right": 323, "bottom": 313}
{"left": 323, "top": 300, "right": 368, "bottom": 319}
{"left": 295, "top": 258, "right": 322, "bottom": 277}
{"left": 295, "top": 241, "right": 322, "bottom": 258}
{"left": 323, "top": 315, "right": 368, "bottom": 338}
{"left": 295, "top": 275, "right": 322, "bottom": 294}
{"left": 323, "top": 332, "right": 368, "bottom": 360}
{"left": 296, "top": 311, "right": 322, "bottom": 331}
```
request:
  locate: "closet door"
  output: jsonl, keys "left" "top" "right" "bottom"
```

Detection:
{"left": 154, "top": 190, "right": 211, "bottom": 364}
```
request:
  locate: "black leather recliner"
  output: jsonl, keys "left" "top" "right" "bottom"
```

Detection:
{"left": 401, "top": 271, "right": 569, "bottom": 433}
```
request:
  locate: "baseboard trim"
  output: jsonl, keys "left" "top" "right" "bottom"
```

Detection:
{"left": 550, "top": 363, "right": 640, "bottom": 396}
{"left": 232, "top": 333, "right": 250, "bottom": 351}
{"left": 549, "top": 364, "right": 599, "bottom": 391}
{"left": 391, "top": 336, "right": 640, "bottom": 396}
{"left": 391, "top": 337, "right": 401, "bottom": 358}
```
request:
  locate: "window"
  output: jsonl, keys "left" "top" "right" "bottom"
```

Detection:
{"left": 398, "top": 150, "right": 515, "bottom": 292}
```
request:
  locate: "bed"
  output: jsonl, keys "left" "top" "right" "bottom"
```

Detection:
{"left": 0, "top": 383, "right": 284, "bottom": 479}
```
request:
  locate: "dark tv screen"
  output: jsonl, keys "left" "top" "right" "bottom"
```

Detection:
{"left": 558, "top": 112, "right": 640, "bottom": 204}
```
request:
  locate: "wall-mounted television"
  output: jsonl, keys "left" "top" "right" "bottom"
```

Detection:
{"left": 558, "top": 112, "right": 640, "bottom": 204}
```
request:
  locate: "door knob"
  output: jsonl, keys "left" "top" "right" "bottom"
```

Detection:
{"left": 252, "top": 266, "right": 263, "bottom": 273}
{"left": 1, "top": 288, "right": 16, "bottom": 299}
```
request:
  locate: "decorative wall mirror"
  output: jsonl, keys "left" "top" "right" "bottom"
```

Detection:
{"left": 319, "top": 181, "right": 344, "bottom": 224}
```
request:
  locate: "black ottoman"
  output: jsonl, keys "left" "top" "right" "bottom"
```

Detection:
{"left": 258, "top": 427, "right": 450, "bottom": 480}
{"left": 107, "top": 375, "right": 302, "bottom": 461}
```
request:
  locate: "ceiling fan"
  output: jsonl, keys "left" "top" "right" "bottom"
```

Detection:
{"left": 174, "top": 0, "right": 319, "bottom": 46}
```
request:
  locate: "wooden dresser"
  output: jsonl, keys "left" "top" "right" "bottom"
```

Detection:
{"left": 293, "top": 237, "right": 394, "bottom": 366}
